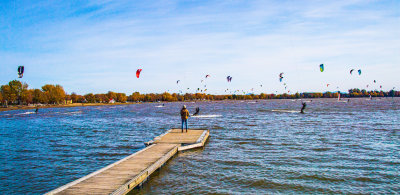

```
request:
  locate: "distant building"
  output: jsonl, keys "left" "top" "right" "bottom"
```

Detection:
{"left": 109, "top": 99, "right": 115, "bottom": 104}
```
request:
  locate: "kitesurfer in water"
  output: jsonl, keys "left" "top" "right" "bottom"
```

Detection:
{"left": 193, "top": 107, "right": 200, "bottom": 116}
{"left": 180, "top": 105, "right": 190, "bottom": 133}
{"left": 35, "top": 107, "right": 39, "bottom": 113}
{"left": 300, "top": 102, "right": 306, "bottom": 114}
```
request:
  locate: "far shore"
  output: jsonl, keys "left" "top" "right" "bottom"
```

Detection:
{"left": 0, "top": 102, "right": 140, "bottom": 112}
{"left": 0, "top": 99, "right": 259, "bottom": 112}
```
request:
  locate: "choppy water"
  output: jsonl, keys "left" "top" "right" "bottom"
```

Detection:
{"left": 1, "top": 98, "right": 399, "bottom": 194}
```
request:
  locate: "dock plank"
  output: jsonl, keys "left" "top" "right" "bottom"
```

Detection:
{"left": 153, "top": 129, "right": 206, "bottom": 144}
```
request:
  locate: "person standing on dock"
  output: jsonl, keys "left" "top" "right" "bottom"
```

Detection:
{"left": 180, "top": 105, "right": 190, "bottom": 133}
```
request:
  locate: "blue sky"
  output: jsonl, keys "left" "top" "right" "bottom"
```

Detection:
{"left": 1, "top": 0, "right": 399, "bottom": 95}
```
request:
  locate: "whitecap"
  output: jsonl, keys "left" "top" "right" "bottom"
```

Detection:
{"left": 191, "top": 114, "right": 222, "bottom": 118}
{"left": 15, "top": 111, "right": 35, "bottom": 115}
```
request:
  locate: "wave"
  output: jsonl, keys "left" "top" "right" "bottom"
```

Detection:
{"left": 64, "top": 111, "right": 83, "bottom": 115}
{"left": 271, "top": 109, "right": 299, "bottom": 113}
{"left": 15, "top": 111, "right": 35, "bottom": 115}
{"left": 191, "top": 114, "right": 222, "bottom": 118}
{"left": 289, "top": 174, "right": 347, "bottom": 182}
{"left": 311, "top": 147, "right": 333, "bottom": 152}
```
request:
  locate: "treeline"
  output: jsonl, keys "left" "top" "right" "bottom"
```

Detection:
{"left": 1, "top": 80, "right": 398, "bottom": 106}
{"left": 0, "top": 80, "right": 128, "bottom": 106}
{"left": 0, "top": 80, "right": 66, "bottom": 105}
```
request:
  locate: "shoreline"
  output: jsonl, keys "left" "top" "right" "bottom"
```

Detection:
{"left": 0, "top": 99, "right": 266, "bottom": 113}
{"left": 0, "top": 102, "right": 140, "bottom": 113}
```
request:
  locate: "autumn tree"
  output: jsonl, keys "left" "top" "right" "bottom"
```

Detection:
{"left": 70, "top": 93, "right": 78, "bottom": 103}
{"left": 95, "top": 94, "right": 108, "bottom": 103}
{"left": 9, "top": 80, "right": 28, "bottom": 104}
{"left": 84, "top": 93, "right": 96, "bottom": 103}
{"left": 129, "top": 92, "right": 143, "bottom": 102}
{"left": 33, "top": 89, "right": 47, "bottom": 103}
{"left": 1, "top": 85, "right": 13, "bottom": 104}
{"left": 116, "top": 93, "right": 127, "bottom": 102}
{"left": 42, "top": 84, "right": 66, "bottom": 104}
{"left": 21, "top": 89, "right": 34, "bottom": 104}
{"left": 106, "top": 91, "right": 117, "bottom": 101}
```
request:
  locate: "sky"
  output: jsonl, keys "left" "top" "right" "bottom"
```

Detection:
{"left": 0, "top": 0, "right": 399, "bottom": 95}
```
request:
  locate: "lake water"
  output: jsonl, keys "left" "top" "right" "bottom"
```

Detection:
{"left": 0, "top": 98, "right": 399, "bottom": 194}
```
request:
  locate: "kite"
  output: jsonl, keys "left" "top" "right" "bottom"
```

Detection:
{"left": 279, "top": 72, "right": 284, "bottom": 82}
{"left": 136, "top": 69, "right": 142, "bottom": 78}
{"left": 319, "top": 64, "right": 324, "bottom": 72}
{"left": 18, "top": 66, "right": 24, "bottom": 78}
{"left": 358, "top": 69, "right": 361, "bottom": 75}
{"left": 350, "top": 69, "right": 354, "bottom": 75}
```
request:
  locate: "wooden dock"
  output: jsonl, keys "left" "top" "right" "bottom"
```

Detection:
{"left": 46, "top": 129, "right": 209, "bottom": 195}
